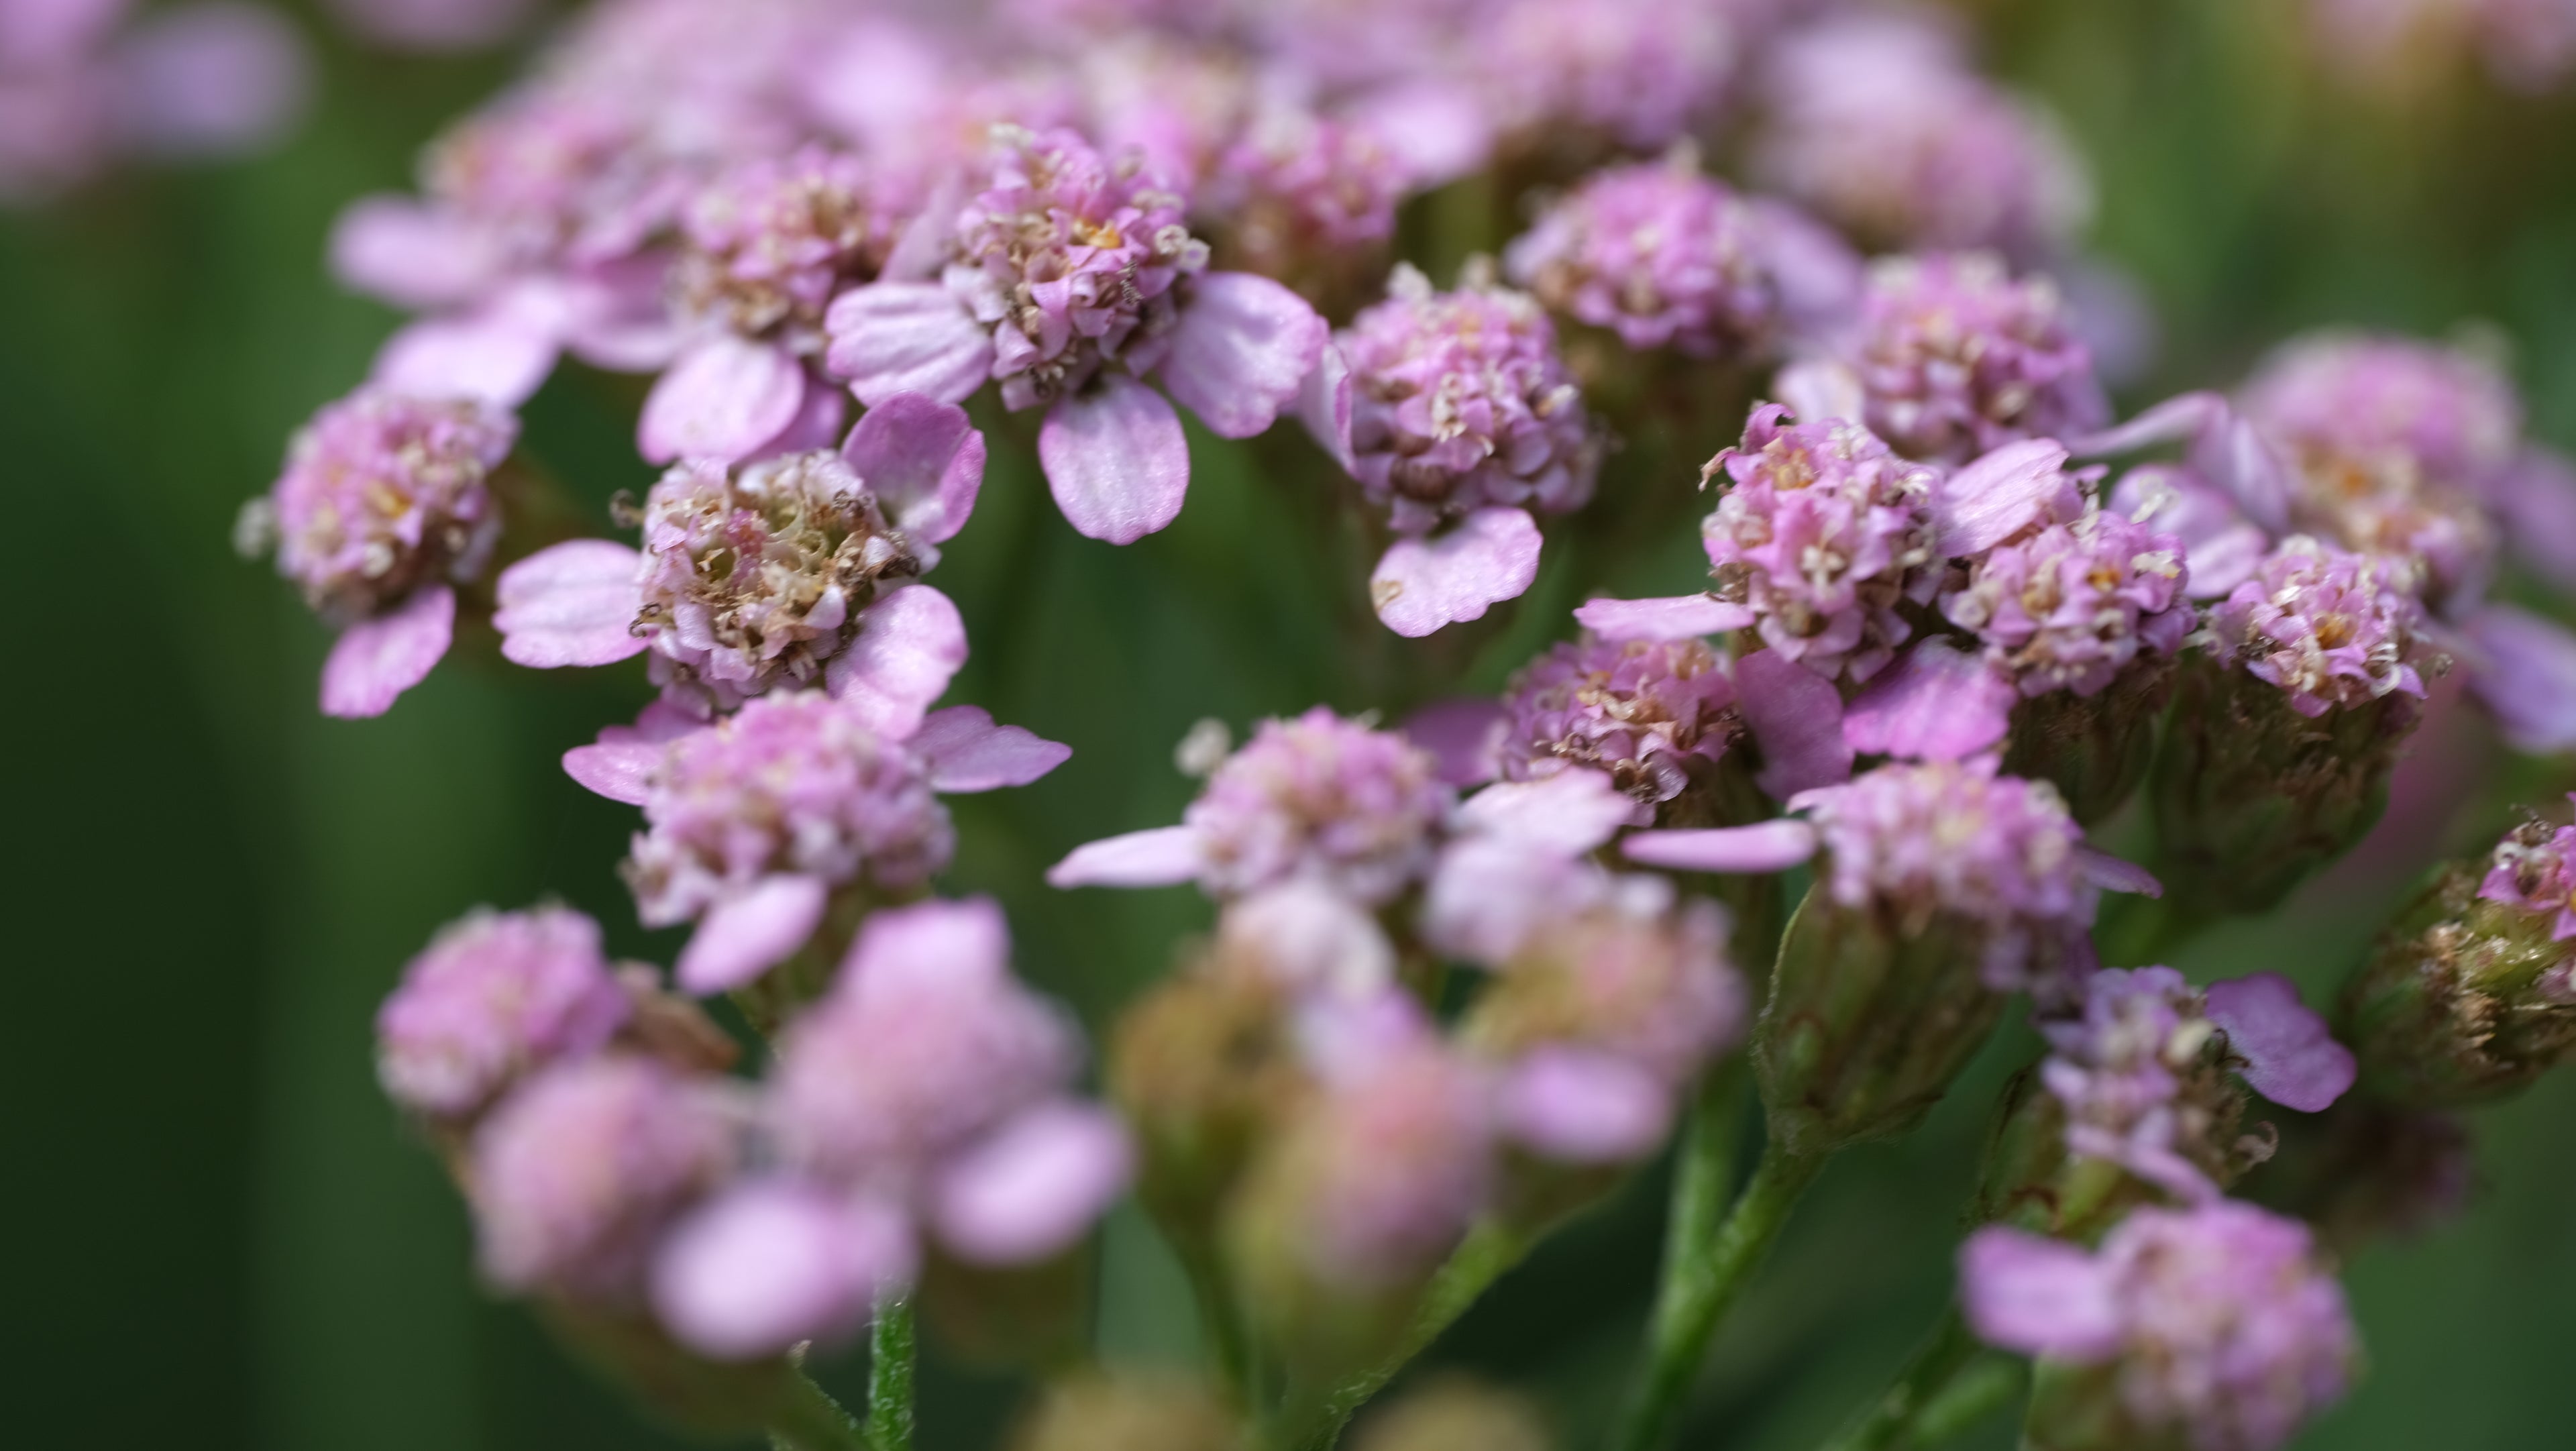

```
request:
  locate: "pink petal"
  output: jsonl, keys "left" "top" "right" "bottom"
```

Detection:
{"left": 1498, "top": 1049, "right": 1674, "bottom": 1163}
{"left": 824, "top": 584, "right": 967, "bottom": 739}
{"left": 320, "top": 583, "right": 455, "bottom": 718}
{"left": 2463, "top": 604, "right": 2576, "bottom": 753}
{"left": 2075, "top": 847, "right": 2161, "bottom": 898}
{"left": 751, "top": 366, "right": 850, "bottom": 459}
{"left": 556, "top": 258, "right": 684, "bottom": 373}
{"left": 1423, "top": 836, "right": 1611, "bottom": 967}
{"left": 675, "top": 874, "right": 830, "bottom": 995}
{"left": 1773, "top": 359, "right": 1866, "bottom": 427}
{"left": 2191, "top": 413, "right": 2294, "bottom": 534}
{"left": 1735, "top": 648, "right": 1853, "bottom": 799}
{"left": 1621, "top": 820, "right": 1820, "bottom": 874}
{"left": 639, "top": 335, "right": 806, "bottom": 465}
{"left": 823, "top": 282, "right": 993, "bottom": 406}
{"left": 1959, "top": 1227, "right": 2124, "bottom": 1361}
{"left": 1298, "top": 340, "right": 1355, "bottom": 471}
{"left": 1371, "top": 506, "right": 1543, "bottom": 638}
{"left": 2205, "top": 972, "right": 2357, "bottom": 1114}
{"left": 1160, "top": 271, "right": 1328, "bottom": 439}
{"left": 1931, "top": 439, "right": 2075, "bottom": 558}
{"left": 930, "top": 1102, "right": 1132, "bottom": 1265}
{"left": 2068, "top": 391, "right": 2224, "bottom": 459}
{"left": 1038, "top": 376, "right": 1189, "bottom": 545}
{"left": 2107, "top": 463, "right": 2265, "bottom": 600}
{"left": 1405, "top": 697, "right": 1509, "bottom": 787}
{"left": 2498, "top": 449, "right": 2576, "bottom": 594}
{"left": 1456, "top": 771, "right": 1638, "bottom": 853}
{"left": 562, "top": 740, "right": 664, "bottom": 806}
{"left": 1573, "top": 594, "right": 1756, "bottom": 642}
{"left": 1842, "top": 639, "right": 2015, "bottom": 761}
{"left": 493, "top": 539, "right": 647, "bottom": 668}
{"left": 841, "top": 391, "right": 986, "bottom": 546}
{"left": 106, "top": 3, "right": 309, "bottom": 159}
{"left": 843, "top": 896, "right": 1012, "bottom": 991}
{"left": 652, "top": 1182, "right": 914, "bottom": 1361}
{"left": 1046, "top": 826, "right": 1205, "bottom": 890}
{"left": 1218, "top": 883, "right": 1397, "bottom": 996}
{"left": 1749, "top": 200, "right": 1863, "bottom": 339}
{"left": 371, "top": 291, "right": 561, "bottom": 407}
{"left": 327, "top": 195, "right": 498, "bottom": 311}
{"left": 911, "top": 705, "right": 1072, "bottom": 792}
{"left": 1344, "top": 78, "right": 1492, "bottom": 185}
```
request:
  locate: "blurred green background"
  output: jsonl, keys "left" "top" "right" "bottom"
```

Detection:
{"left": 12, "top": 1, "right": 2576, "bottom": 1448}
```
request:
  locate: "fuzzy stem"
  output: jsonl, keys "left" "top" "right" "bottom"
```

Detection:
{"left": 767, "top": 1371, "right": 867, "bottom": 1451}
{"left": 1280, "top": 1220, "right": 1530, "bottom": 1451}
{"left": 865, "top": 1299, "right": 916, "bottom": 1451}
{"left": 1613, "top": 1140, "right": 1827, "bottom": 1451}
{"left": 1812, "top": 1309, "right": 1980, "bottom": 1451}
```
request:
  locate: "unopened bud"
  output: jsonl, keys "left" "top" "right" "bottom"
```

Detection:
{"left": 1108, "top": 955, "right": 1303, "bottom": 1248}
{"left": 1349, "top": 1377, "right": 1554, "bottom": 1451}
{"left": 1008, "top": 1371, "right": 1241, "bottom": 1451}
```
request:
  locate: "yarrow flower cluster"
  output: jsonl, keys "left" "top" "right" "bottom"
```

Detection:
{"left": 1943, "top": 501, "right": 2191, "bottom": 698}
{"left": 2479, "top": 796, "right": 2576, "bottom": 938}
{"left": 376, "top": 906, "right": 634, "bottom": 1124}
{"left": 1796, "top": 757, "right": 2086, "bottom": 965}
{"left": 1495, "top": 635, "right": 1738, "bottom": 806}
{"left": 2206, "top": 536, "right": 2436, "bottom": 718}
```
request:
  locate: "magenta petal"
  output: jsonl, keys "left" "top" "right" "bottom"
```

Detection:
{"left": 1038, "top": 376, "right": 1189, "bottom": 544}
{"left": 2075, "top": 847, "right": 2162, "bottom": 899}
{"left": 2068, "top": 392, "right": 2224, "bottom": 458}
{"left": 2499, "top": 450, "right": 2576, "bottom": 594}
{"left": 2205, "top": 972, "right": 2357, "bottom": 1113}
{"left": 1621, "top": 820, "right": 1820, "bottom": 874}
{"left": 1499, "top": 1049, "right": 1674, "bottom": 1164}
{"left": 2192, "top": 414, "right": 2295, "bottom": 533}
{"left": 840, "top": 392, "right": 986, "bottom": 545}
{"left": 1842, "top": 639, "right": 2015, "bottom": 761}
{"left": 494, "top": 539, "right": 648, "bottom": 668}
{"left": 639, "top": 335, "right": 807, "bottom": 465}
{"left": 825, "top": 584, "right": 967, "bottom": 739}
{"left": 328, "top": 195, "right": 498, "bottom": 311}
{"left": 371, "top": 297, "right": 560, "bottom": 407}
{"left": 843, "top": 896, "right": 1012, "bottom": 988}
{"left": 751, "top": 367, "right": 851, "bottom": 459}
{"left": 676, "top": 874, "right": 830, "bottom": 994}
{"left": 1046, "top": 826, "right": 1205, "bottom": 889}
{"left": 1405, "top": 697, "right": 1509, "bottom": 787}
{"left": 2463, "top": 604, "right": 2576, "bottom": 753}
{"left": 1932, "top": 438, "right": 2074, "bottom": 558}
{"left": 1372, "top": 506, "right": 1543, "bottom": 638}
{"left": 562, "top": 740, "right": 665, "bottom": 806}
{"left": 1456, "top": 771, "right": 1640, "bottom": 853}
{"left": 1960, "top": 1227, "right": 2124, "bottom": 1361}
{"left": 652, "top": 1183, "right": 914, "bottom": 1361}
{"left": 1573, "top": 594, "right": 1756, "bottom": 642}
{"left": 1298, "top": 339, "right": 1355, "bottom": 470}
{"left": 822, "top": 282, "right": 994, "bottom": 406}
{"left": 1735, "top": 648, "right": 1854, "bottom": 799}
{"left": 911, "top": 705, "right": 1072, "bottom": 792}
{"left": 1160, "top": 271, "right": 1328, "bottom": 439}
{"left": 930, "top": 1101, "right": 1132, "bottom": 1265}
{"left": 320, "top": 584, "right": 455, "bottom": 718}
{"left": 1773, "top": 360, "right": 1866, "bottom": 427}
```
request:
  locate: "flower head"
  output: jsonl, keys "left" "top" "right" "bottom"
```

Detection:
{"left": 1497, "top": 635, "right": 1737, "bottom": 805}
{"left": 2478, "top": 796, "right": 2576, "bottom": 939}
{"left": 250, "top": 386, "right": 515, "bottom": 621}
{"left": 675, "top": 144, "right": 896, "bottom": 345}
{"left": 1472, "top": 0, "right": 1752, "bottom": 152}
{"left": 1701, "top": 406, "right": 1939, "bottom": 682}
{"left": 1339, "top": 263, "right": 1599, "bottom": 535}
{"left": 2205, "top": 537, "right": 2436, "bottom": 718}
{"left": 1845, "top": 252, "right": 2108, "bottom": 464}
{"left": 1188, "top": 709, "right": 1455, "bottom": 905}
{"left": 1205, "top": 103, "right": 1407, "bottom": 262}
{"left": 1943, "top": 501, "right": 2191, "bottom": 698}
{"left": 1503, "top": 158, "right": 1782, "bottom": 357}
{"left": 631, "top": 450, "right": 922, "bottom": 714}
{"left": 376, "top": 906, "right": 631, "bottom": 1122}
{"left": 470, "top": 1056, "right": 741, "bottom": 1300}
{"left": 1964, "top": 1202, "right": 2360, "bottom": 1451}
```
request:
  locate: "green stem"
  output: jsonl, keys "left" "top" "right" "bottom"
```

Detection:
{"left": 1812, "top": 1309, "right": 1978, "bottom": 1451}
{"left": 767, "top": 1370, "right": 867, "bottom": 1451}
{"left": 1281, "top": 1220, "right": 1530, "bottom": 1451}
{"left": 865, "top": 1299, "right": 916, "bottom": 1451}
{"left": 1654, "top": 1063, "right": 1753, "bottom": 1337}
{"left": 1176, "top": 1236, "right": 1254, "bottom": 1405}
{"left": 1911, "top": 1354, "right": 2025, "bottom": 1448}
{"left": 1613, "top": 1140, "right": 1827, "bottom": 1451}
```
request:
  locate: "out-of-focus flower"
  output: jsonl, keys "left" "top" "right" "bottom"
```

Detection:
{"left": 1348, "top": 1378, "right": 1555, "bottom": 1451}
{"left": 1495, "top": 635, "right": 1739, "bottom": 808}
{"left": 1964, "top": 1201, "right": 2360, "bottom": 1451}
{"left": 1051, "top": 707, "right": 1453, "bottom": 906}
{"left": 1006, "top": 1371, "right": 1244, "bottom": 1451}
{"left": 471, "top": 1055, "right": 742, "bottom": 1301}
{"left": 1468, "top": 0, "right": 1759, "bottom": 155}
{"left": 2309, "top": 0, "right": 2576, "bottom": 96}
{"left": 494, "top": 394, "right": 985, "bottom": 723}
{"left": 237, "top": 386, "right": 518, "bottom": 718}
{"left": 376, "top": 906, "right": 631, "bottom": 1123}
{"left": 324, "top": 0, "right": 539, "bottom": 53}
{"left": 1503, "top": 153, "right": 1856, "bottom": 360}
{"left": 1782, "top": 252, "right": 2108, "bottom": 465}
{"left": 1753, "top": 11, "right": 2090, "bottom": 262}
{"left": 825, "top": 125, "right": 1326, "bottom": 545}
{"left": 1307, "top": 262, "right": 1600, "bottom": 637}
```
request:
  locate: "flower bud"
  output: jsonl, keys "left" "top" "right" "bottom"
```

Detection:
{"left": 2249, "top": 1097, "right": 2473, "bottom": 1257}
{"left": 2340, "top": 808, "right": 2576, "bottom": 1107}
{"left": 2149, "top": 539, "right": 2440, "bottom": 918}
{"left": 1348, "top": 1377, "right": 1554, "bottom": 1451}
{"left": 1108, "top": 951, "right": 1303, "bottom": 1249}
{"left": 1008, "top": 1371, "right": 1242, "bottom": 1451}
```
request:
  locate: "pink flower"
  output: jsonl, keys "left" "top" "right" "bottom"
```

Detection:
{"left": 1964, "top": 1202, "right": 2359, "bottom": 1451}
{"left": 1203, "top": 100, "right": 1409, "bottom": 259}
{"left": 494, "top": 394, "right": 986, "bottom": 722}
{"left": 239, "top": 386, "right": 517, "bottom": 718}
{"left": 1050, "top": 707, "right": 1452, "bottom": 906}
{"left": 1943, "top": 502, "right": 2192, "bottom": 698}
{"left": 1468, "top": 0, "right": 1769, "bottom": 152}
{"left": 1495, "top": 635, "right": 1739, "bottom": 806}
{"left": 2207, "top": 537, "right": 2436, "bottom": 718}
{"left": 375, "top": 906, "right": 631, "bottom": 1123}
{"left": 824, "top": 125, "right": 1326, "bottom": 545}
{"left": 470, "top": 1056, "right": 742, "bottom": 1302}
{"left": 2476, "top": 796, "right": 2576, "bottom": 939}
